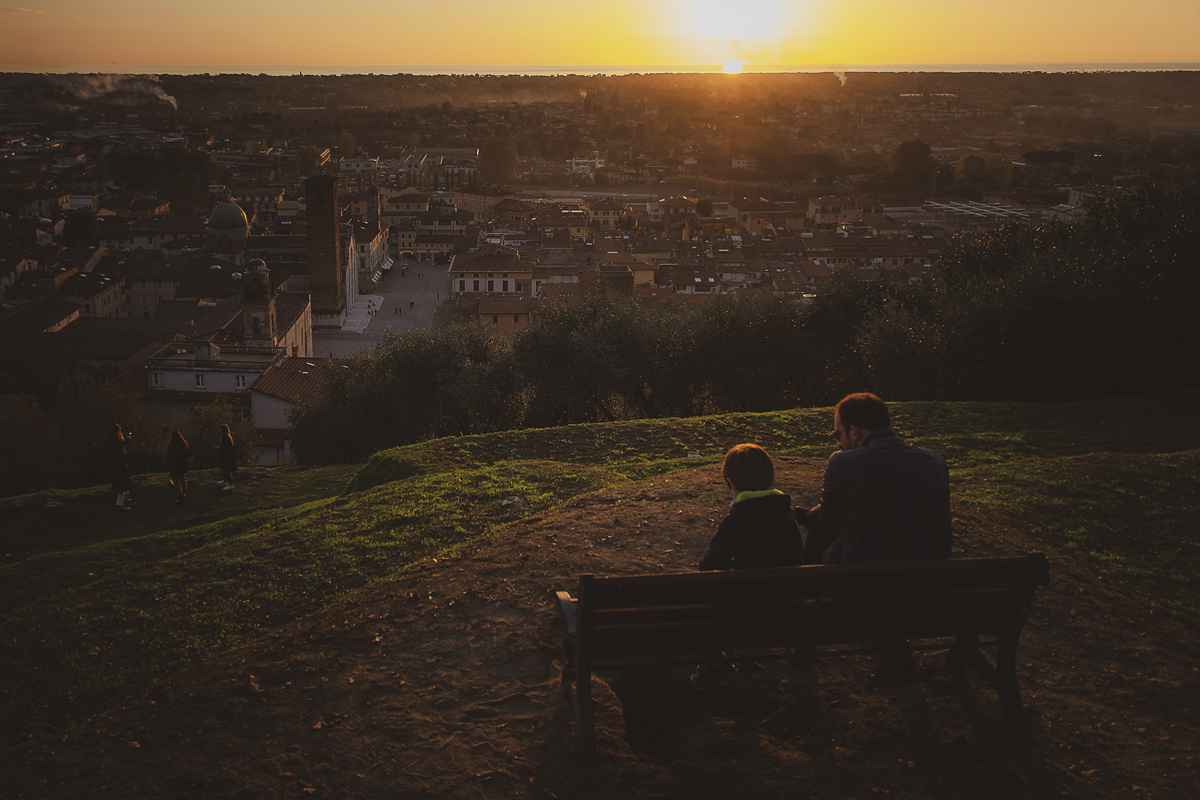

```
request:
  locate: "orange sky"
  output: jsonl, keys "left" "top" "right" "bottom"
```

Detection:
{"left": 1, "top": 0, "right": 1198, "bottom": 70}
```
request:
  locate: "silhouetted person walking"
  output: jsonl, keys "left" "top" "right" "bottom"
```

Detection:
{"left": 217, "top": 424, "right": 236, "bottom": 491}
{"left": 167, "top": 430, "right": 189, "bottom": 505}
{"left": 104, "top": 424, "right": 133, "bottom": 511}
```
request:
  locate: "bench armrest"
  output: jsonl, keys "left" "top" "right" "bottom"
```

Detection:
{"left": 555, "top": 590, "right": 578, "bottom": 635}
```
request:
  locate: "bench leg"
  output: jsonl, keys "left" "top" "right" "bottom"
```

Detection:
{"left": 993, "top": 632, "right": 1028, "bottom": 726}
{"left": 577, "top": 662, "right": 596, "bottom": 755}
{"left": 946, "top": 634, "right": 1028, "bottom": 727}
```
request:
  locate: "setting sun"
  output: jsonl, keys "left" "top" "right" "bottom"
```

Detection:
{"left": 723, "top": 60, "right": 744, "bottom": 74}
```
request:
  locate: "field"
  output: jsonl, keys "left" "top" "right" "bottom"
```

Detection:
{"left": 2, "top": 391, "right": 1198, "bottom": 798}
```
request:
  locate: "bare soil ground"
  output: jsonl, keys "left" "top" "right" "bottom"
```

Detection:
{"left": 7, "top": 458, "right": 1199, "bottom": 799}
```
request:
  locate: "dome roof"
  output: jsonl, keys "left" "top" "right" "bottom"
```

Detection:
{"left": 208, "top": 200, "right": 249, "bottom": 233}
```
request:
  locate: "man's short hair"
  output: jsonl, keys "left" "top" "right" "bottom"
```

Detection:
{"left": 722, "top": 443, "right": 775, "bottom": 492}
{"left": 835, "top": 393, "right": 890, "bottom": 432}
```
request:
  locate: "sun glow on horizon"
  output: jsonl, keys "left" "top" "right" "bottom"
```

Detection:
{"left": 0, "top": 1, "right": 1196, "bottom": 72}
{"left": 722, "top": 60, "right": 744, "bottom": 74}
{"left": 651, "top": 0, "right": 818, "bottom": 70}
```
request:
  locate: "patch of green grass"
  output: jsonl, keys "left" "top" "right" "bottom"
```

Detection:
{"left": 0, "top": 459, "right": 617, "bottom": 749}
{"left": 346, "top": 389, "right": 1200, "bottom": 494}
{"left": 348, "top": 407, "right": 836, "bottom": 493}
{"left": 953, "top": 450, "right": 1200, "bottom": 624}
{"left": 893, "top": 390, "right": 1200, "bottom": 464}
{"left": 0, "top": 465, "right": 361, "bottom": 561}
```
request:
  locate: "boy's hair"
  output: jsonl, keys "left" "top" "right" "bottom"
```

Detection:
{"left": 835, "top": 392, "right": 890, "bottom": 432}
{"left": 722, "top": 443, "right": 775, "bottom": 492}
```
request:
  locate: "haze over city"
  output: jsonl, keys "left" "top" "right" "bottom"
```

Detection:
{"left": 2, "top": 0, "right": 1199, "bottom": 73}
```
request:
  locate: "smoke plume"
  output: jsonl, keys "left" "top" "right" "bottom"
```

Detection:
{"left": 45, "top": 73, "right": 178, "bottom": 110}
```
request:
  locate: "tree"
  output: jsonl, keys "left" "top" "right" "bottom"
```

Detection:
{"left": 856, "top": 184, "right": 1200, "bottom": 402}
{"left": 478, "top": 138, "right": 519, "bottom": 185}
{"left": 56, "top": 380, "right": 170, "bottom": 489}
{"left": 183, "top": 397, "right": 258, "bottom": 470}
{"left": 691, "top": 291, "right": 813, "bottom": 412}
{"left": 888, "top": 140, "right": 935, "bottom": 192}
{"left": 954, "top": 152, "right": 1012, "bottom": 189}
{"left": 290, "top": 324, "right": 518, "bottom": 463}
{"left": 0, "top": 394, "right": 63, "bottom": 496}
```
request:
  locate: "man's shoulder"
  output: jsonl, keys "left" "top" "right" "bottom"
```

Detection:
{"left": 833, "top": 429, "right": 946, "bottom": 467}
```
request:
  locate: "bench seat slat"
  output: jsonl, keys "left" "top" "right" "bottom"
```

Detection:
{"left": 591, "top": 609, "right": 1018, "bottom": 656}
{"left": 590, "top": 586, "right": 1025, "bottom": 622}
{"left": 585, "top": 556, "right": 1041, "bottom": 597}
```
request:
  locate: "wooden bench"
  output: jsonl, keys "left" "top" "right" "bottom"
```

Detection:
{"left": 555, "top": 553, "right": 1050, "bottom": 753}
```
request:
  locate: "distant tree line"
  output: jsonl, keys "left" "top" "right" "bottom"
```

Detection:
{"left": 292, "top": 184, "right": 1199, "bottom": 463}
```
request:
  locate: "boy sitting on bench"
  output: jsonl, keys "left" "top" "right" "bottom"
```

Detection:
{"left": 700, "top": 443, "right": 804, "bottom": 571}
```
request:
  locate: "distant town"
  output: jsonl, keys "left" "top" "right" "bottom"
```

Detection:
{"left": 1, "top": 70, "right": 1197, "bottom": 468}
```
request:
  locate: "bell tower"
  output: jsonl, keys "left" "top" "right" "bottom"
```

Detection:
{"left": 242, "top": 259, "right": 278, "bottom": 344}
{"left": 305, "top": 175, "right": 346, "bottom": 326}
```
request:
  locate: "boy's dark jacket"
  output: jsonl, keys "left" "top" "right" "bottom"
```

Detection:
{"left": 699, "top": 491, "right": 804, "bottom": 571}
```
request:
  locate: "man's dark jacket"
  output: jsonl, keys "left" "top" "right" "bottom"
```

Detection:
{"left": 700, "top": 492, "right": 804, "bottom": 571}
{"left": 820, "top": 427, "right": 952, "bottom": 564}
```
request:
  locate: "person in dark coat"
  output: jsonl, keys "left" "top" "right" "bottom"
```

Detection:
{"left": 798, "top": 393, "right": 952, "bottom": 672}
{"left": 217, "top": 424, "right": 236, "bottom": 490}
{"left": 166, "top": 430, "right": 189, "bottom": 505}
{"left": 693, "top": 443, "right": 803, "bottom": 688}
{"left": 801, "top": 392, "right": 951, "bottom": 564}
{"left": 700, "top": 443, "right": 803, "bottom": 571}
{"left": 105, "top": 424, "right": 133, "bottom": 511}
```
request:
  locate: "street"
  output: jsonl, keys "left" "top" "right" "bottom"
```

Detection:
{"left": 312, "top": 257, "right": 451, "bottom": 359}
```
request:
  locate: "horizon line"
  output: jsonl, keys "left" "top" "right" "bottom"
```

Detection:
{"left": 4, "top": 62, "right": 1200, "bottom": 77}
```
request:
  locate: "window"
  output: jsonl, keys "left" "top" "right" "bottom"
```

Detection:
{"left": 236, "top": 375, "right": 246, "bottom": 389}
{"left": 487, "top": 280, "right": 494, "bottom": 292}
{"left": 473, "top": 280, "right": 479, "bottom": 292}
{"left": 194, "top": 373, "right": 205, "bottom": 388}
{"left": 513, "top": 314, "right": 520, "bottom": 323}
{"left": 459, "top": 280, "right": 465, "bottom": 292}
{"left": 502, "top": 280, "right": 509, "bottom": 292}
{"left": 152, "top": 372, "right": 161, "bottom": 387}
{"left": 492, "top": 315, "right": 499, "bottom": 324}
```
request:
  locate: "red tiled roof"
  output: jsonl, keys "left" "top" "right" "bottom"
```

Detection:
{"left": 250, "top": 357, "right": 328, "bottom": 405}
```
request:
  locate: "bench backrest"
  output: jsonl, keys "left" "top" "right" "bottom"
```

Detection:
{"left": 576, "top": 554, "right": 1049, "bottom": 658}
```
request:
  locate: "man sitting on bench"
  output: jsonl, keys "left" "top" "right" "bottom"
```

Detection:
{"left": 802, "top": 392, "right": 952, "bottom": 564}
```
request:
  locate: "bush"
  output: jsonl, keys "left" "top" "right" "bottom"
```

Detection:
{"left": 857, "top": 184, "right": 1200, "bottom": 402}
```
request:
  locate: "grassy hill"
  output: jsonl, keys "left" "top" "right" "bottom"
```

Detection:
{"left": 3, "top": 391, "right": 1199, "bottom": 765}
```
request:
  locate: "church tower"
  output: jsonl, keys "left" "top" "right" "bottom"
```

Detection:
{"left": 305, "top": 175, "right": 345, "bottom": 327}
{"left": 241, "top": 258, "right": 278, "bottom": 344}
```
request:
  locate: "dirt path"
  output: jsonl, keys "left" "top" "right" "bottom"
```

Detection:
{"left": 8, "top": 459, "right": 1199, "bottom": 798}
